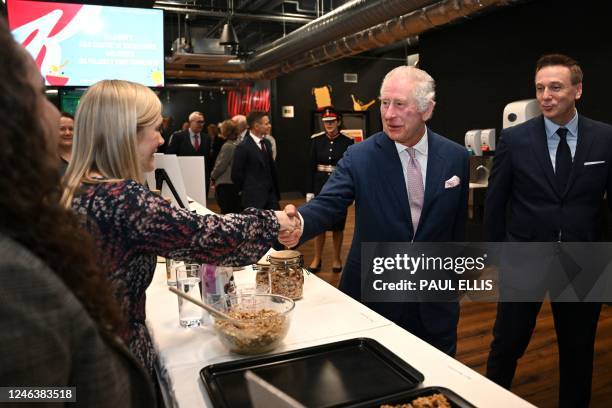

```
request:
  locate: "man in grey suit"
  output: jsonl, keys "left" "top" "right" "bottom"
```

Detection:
{"left": 282, "top": 66, "right": 469, "bottom": 355}
{"left": 485, "top": 54, "right": 611, "bottom": 407}
{"left": 167, "top": 111, "right": 212, "bottom": 194}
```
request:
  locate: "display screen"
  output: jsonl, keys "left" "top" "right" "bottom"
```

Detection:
{"left": 7, "top": 0, "right": 164, "bottom": 87}
{"left": 59, "top": 89, "right": 85, "bottom": 116}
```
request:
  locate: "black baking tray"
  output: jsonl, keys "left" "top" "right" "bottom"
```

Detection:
{"left": 201, "top": 337, "right": 425, "bottom": 408}
{"left": 348, "top": 386, "right": 476, "bottom": 408}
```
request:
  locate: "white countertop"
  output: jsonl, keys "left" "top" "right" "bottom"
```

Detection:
{"left": 146, "top": 265, "right": 534, "bottom": 408}
{"left": 145, "top": 200, "right": 533, "bottom": 407}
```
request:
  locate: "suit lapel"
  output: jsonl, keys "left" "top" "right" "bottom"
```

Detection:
{"left": 530, "top": 116, "right": 560, "bottom": 196}
{"left": 377, "top": 134, "right": 413, "bottom": 227}
{"left": 565, "top": 115, "right": 594, "bottom": 195}
{"left": 246, "top": 132, "right": 267, "bottom": 167}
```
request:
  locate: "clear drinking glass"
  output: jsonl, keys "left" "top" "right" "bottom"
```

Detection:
{"left": 165, "top": 259, "right": 184, "bottom": 286}
{"left": 176, "top": 264, "right": 203, "bottom": 328}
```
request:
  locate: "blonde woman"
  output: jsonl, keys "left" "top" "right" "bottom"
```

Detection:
{"left": 62, "top": 80, "right": 297, "bottom": 377}
{"left": 0, "top": 21, "right": 155, "bottom": 405}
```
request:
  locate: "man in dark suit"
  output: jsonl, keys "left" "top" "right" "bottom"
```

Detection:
{"left": 231, "top": 111, "right": 280, "bottom": 210}
{"left": 166, "top": 111, "right": 212, "bottom": 194}
{"left": 484, "top": 54, "right": 611, "bottom": 407}
{"left": 283, "top": 66, "right": 469, "bottom": 355}
{"left": 207, "top": 122, "right": 225, "bottom": 170}
{"left": 156, "top": 115, "right": 173, "bottom": 154}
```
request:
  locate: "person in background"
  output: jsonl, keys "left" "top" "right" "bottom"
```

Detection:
{"left": 167, "top": 111, "right": 212, "bottom": 194}
{"left": 232, "top": 114, "right": 248, "bottom": 143}
{"left": 156, "top": 115, "right": 173, "bottom": 153}
{"left": 282, "top": 66, "right": 469, "bottom": 356}
{"left": 265, "top": 133, "right": 278, "bottom": 161}
{"left": 208, "top": 122, "right": 225, "bottom": 170}
{"left": 211, "top": 120, "right": 242, "bottom": 214}
{"left": 484, "top": 53, "right": 610, "bottom": 408}
{"left": 166, "top": 121, "right": 189, "bottom": 148}
{"left": 307, "top": 106, "right": 354, "bottom": 273}
{"left": 57, "top": 111, "right": 74, "bottom": 176}
{"left": 231, "top": 111, "right": 280, "bottom": 211}
{"left": 61, "top": 81, "right": 298, "bottom": 378}
{"left": 0, "top": 18, "right": 156, "bottom": 406}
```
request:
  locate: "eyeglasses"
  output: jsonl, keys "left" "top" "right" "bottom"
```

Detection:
{"left": 193, "top": 120, "right": 205, "bottom": 124}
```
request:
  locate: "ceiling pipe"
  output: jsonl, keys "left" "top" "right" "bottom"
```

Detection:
{"left": 262, "top": 0, "right": 515, "bottom": 77}
{"left": 246, "top": 0, "right": 439, "bottom": 71}
{"left": 166, "top": 0, "right": 522, "bottom": 80}
{"left": 155, "top": 5, "right": 314, "bottom": 24}
{"left": 165, "top": 69, "right": 268, "bottom": 80}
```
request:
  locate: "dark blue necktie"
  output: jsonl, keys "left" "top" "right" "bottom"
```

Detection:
{"left": 555, "top": 127, "right": 571, "bottom": 192}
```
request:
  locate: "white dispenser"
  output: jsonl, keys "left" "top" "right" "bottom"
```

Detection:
{"left": 480, "top": 128, "right": 496, "bottom": 152}
{"left": 502, "top": 99, "right": 541, "bottom": 129}
{"left": 465, "top": 130, "right": 482, "bottom": 156}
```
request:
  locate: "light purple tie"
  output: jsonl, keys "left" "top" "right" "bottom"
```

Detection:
{"left": 406, "top": 147, "right": 424, "bottom": 233}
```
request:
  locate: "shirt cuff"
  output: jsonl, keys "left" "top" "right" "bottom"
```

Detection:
{"left": 297, "top": 211, "right": 305, "bottom": 235}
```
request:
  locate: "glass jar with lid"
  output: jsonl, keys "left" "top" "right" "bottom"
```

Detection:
{"left": 268, "top": 250, "right": 305, "bottom": 300}
{"left": 254, "top": 259, "right": 271, "bottom": 294}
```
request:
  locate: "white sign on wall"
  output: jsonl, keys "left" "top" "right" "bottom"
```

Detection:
{"left": 344, "top": 73, "right": 358, "bottom": 83}
{"left": 282, "top": 106, "right": 294, "bottom": 118}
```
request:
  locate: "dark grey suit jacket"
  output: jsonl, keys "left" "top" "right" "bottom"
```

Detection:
{"left": 0, "top": 234, "right": 156, "bottom": 407}
{"left": 231, "top": 132, "right": 280, "bottom": 209}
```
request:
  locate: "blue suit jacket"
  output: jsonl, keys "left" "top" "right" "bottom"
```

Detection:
{"left": 299, "top": 129, "right": 469, "bottom": 332}
{"left": 485, "top": 115, "right": 612, "bottom": 242}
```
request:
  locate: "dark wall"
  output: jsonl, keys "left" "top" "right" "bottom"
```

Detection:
{"left": 273, "top": 56, "right": 405, "bottom": 193}
{"left": 158, "top": 89, "right": 225, "bottom": 133}
{"left": 420, "top": 0, "right": 612, "bottom": 145}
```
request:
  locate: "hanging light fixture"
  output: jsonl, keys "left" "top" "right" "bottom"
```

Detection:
{"left": 219, "top": 22, "right": 239, "bottom": 46}
{"left": 219, "top": 0, "right": 239, "bottom": 53}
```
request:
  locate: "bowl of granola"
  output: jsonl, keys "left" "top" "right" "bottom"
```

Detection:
{"left": 211, "top": 294, "right": 295, "bottom": 355}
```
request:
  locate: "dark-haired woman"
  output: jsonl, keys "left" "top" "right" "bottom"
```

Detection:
{"left": 0, "top": 18, "right": 155, "bottom": 406}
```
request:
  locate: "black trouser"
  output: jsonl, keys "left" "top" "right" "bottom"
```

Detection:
{"left": 388, "top": 302, "right": 459, "bottom": 357}
{"left": 216, "top": 184, "right": 242, "bottom": 214}
{"left": 486, "top": 301, "right": 601, "bottom": 408}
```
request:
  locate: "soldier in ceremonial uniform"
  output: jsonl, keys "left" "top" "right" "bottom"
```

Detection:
{"left": 307, "top": 106, "right": 354, "bottom": 273}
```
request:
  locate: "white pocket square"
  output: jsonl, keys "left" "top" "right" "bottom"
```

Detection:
{"left": 445, "top": 175, "right": 461, "bottom": 189}
{"left": 584, "top": 161, "right": 605, "bottom": 166}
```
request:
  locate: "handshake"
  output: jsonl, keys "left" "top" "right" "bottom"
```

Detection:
{"left": 275, "top": 204, "right": 303, "bottom": 248}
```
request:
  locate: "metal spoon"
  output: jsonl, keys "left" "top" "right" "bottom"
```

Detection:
{"left": 168, "top": 287, "right": 245, "bottom": 328}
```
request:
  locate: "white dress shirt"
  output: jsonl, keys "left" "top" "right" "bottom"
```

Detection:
{"left": 544, "top": 111, "right": 579, "bottom": 171}
{"left": 250, "top": 133, "right": 265, "bottom": 150}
